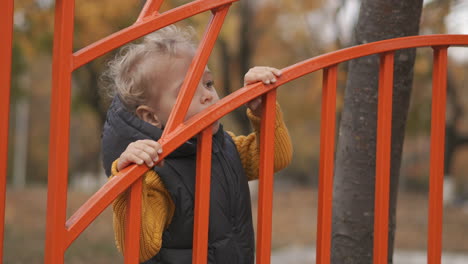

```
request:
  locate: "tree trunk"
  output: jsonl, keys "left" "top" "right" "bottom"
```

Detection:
{"left": 331, "top": 1, "right": 423, "bottom": 263}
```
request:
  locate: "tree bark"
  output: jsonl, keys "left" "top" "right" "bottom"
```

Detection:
{"left": 331, "top": 1, "right": 423, "bottom": 263}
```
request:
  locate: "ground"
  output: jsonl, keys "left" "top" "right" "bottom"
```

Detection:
{"left": 4, "top": 185, "right": 468, "bottom": 263}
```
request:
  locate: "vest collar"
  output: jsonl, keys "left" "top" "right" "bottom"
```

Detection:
{"left": 108, "top": 96, "right": 225, "bottom": 158}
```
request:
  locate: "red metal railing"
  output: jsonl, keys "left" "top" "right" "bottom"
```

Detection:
{"left": 1, "top": 0, "right": 467, "bottom": 263}
{"left": 427, "top": 47, "right": 449, "bottom": 264}
{"left": 0, "top": 1, "right": 14, "bottom": 264}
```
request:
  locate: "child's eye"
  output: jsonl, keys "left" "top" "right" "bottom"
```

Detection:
{"left": 205, "top": 80, "right": 214, "bottom": 88}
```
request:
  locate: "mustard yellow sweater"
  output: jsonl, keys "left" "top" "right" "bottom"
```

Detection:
{"left": 110, "top": 105, "right": 293, "bottom": 262}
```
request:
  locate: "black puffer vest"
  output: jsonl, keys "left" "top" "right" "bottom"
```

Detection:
{"left": 102, "top": 97, "right": 255, "bottom": 264}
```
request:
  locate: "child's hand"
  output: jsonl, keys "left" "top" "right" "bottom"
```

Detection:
{"left": 243, "top": 66, "right": 282, "bottom": 116}
{"left": 117, "top": 140, "right": 163, "bottom": 171}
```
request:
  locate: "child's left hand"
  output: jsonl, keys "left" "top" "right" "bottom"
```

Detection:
{"left": 244, "top": 66, "right": 282, "bottom": 116}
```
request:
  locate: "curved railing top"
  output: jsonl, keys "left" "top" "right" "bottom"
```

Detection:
{"left": 66, "top": 33, "right": 468, "bottom": 247}
{"left": 161, "top": 34, "right": 468, "bottom": 149}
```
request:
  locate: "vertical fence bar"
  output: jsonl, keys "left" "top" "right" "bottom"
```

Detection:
{"left": 256, "top": 90, "right": 277, "bottom": 264}
{"left": 0, "top": 1, "right": 14, "bottom": 262}
{"left": 124, "top": 178, "right": 143, "bottom": 263}
{"left": 193, "top": 126, "right": 213, "bottom": 264}
{"left": 162, "top": 5, "right": 230, "bottom": 135}
{"left": 44, "top": 0, "right": 75, "bottom": 262}
{"left": 373, "top": 52, "right": 394, "bottom": 264}
{"left": 316, "top": 65, "right": 338, "bottom": 264}
{"left": 427, "top": 46, "right": 448, "bottom": 264}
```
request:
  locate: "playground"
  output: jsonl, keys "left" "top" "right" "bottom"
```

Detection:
{"left": 2, "top": 0, "right": 468, "bottom": 263}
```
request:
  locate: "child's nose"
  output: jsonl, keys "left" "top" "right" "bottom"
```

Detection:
{"left": 201, "top": 89, "right": 213, "bottom": 104}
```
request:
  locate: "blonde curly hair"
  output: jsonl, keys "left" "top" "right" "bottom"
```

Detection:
{"left": 102, "top": 25, "right": 196, "bottom": 112}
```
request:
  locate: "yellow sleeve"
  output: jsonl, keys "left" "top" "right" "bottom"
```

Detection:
{"left": 227, "top": 103, "right": 293, "bottom": 181}
{"left": 110, "top": 160, "right": 175, "bottom": 262}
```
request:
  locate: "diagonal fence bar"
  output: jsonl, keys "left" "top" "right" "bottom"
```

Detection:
{"left": 316, "top": 65, "right": 338, "bottom": 264}
{"left": 162, "top": 5, "right": 230, "bottom": 135}
{"left": 65, "top": 164, "right": 149, "bottom": 247}
{"left": 373, "top": 51, "right": 395, "bottom": 264}
{"left": 256, "top": 90, "right": 277, "bottom": 264}
{"left": 427, "top": 46, "right": 448, "bottom": 264}
{"left": 193, "top": 126, "right": 214, "bottom": 264}
{"left": 0, "top": 1, "right": 14, "bottom": 263}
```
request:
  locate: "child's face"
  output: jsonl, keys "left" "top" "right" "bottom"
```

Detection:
{"left": 147, "top": 52, "right": 220, "bottom": 132}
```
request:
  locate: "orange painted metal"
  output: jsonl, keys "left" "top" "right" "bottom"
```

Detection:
{"left": 192, "top": 126, "right": 213, "bottom": 264}
{"left": 316, "top": 66, "right": 338, "bottom": 264}
{"left": 427, "top": 46, "right": 448, "bottom": 264}
{"left": 373, "top": 52, "right": 395, "bottom": 264}
{"left": 256, "top": 90, "right": 277, "bottom": 264}
{"left": 124, "top": 177, "right": 143, "bottom": 263}
{"left": 65, "top": 164, "right": 150, "bottom": 247}
{"left": 0, "top": 1, "right": 14, "bottom": 262}
{"left": 44, "top": 0, "right": 75, "bottom": 262}
{"left": 275, "top": 35, "right": 468, "bottom": 80}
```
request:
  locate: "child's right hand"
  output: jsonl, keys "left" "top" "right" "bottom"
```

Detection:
{"left": 117, "top": 140, "right": 163, "bottom": 171}
{"left": 243, "top": 66, "right": 282, "bottom": 116}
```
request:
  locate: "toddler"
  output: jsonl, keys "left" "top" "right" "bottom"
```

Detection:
{"left": 101, "top": 25, "right": 292, "bottom": 264}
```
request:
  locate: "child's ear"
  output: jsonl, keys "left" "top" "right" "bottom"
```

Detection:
{"left": 135, "top": 105, "right": 162, "bottom": 128}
